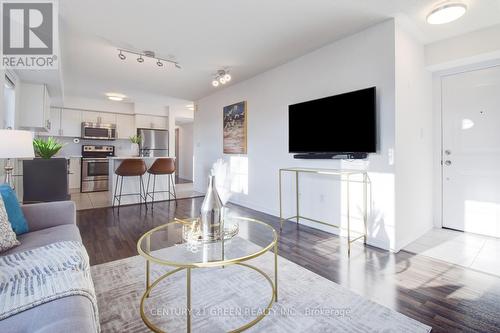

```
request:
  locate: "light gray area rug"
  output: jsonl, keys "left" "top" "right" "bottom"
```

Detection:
{"left": 91, "top": 242, "right": 432, "bottom": 333}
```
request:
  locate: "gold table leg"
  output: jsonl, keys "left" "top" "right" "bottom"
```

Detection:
{"left": 346, "top": 174, "right": 351, "bottom": 257}
{"left": 187, "top": 268, "right": 192, "bottom": 333}
{"left": 363, "top": 173, "right": 368, "bottom": 244}
{"left": 279, "top": 169, "right": 283, "bottom": 231}
{"left": 146, "top": 236, "right": 151, "bottom": 296}
{"left": 146, "top": 260, "right": 150, "bottom": 289}
{"left": 274, "top": 240, "right": 278, "bottom": 302}
{"left": 296, "top": 171, "right": 299, "bottom": 228}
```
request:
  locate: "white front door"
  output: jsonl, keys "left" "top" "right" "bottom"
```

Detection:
{"left": 442, "top": 65, "right": 500, "bottom": 237}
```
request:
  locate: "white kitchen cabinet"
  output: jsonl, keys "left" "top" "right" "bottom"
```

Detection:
{"left": 81, "top": 111, "right": 100, "bottom": 123}
{"left": 81, "top": 111, "right": 116, "bottom": 124}
{"left": 135, "top": 114, "right": 167, "bottom": 129}
{"left": 152, "top": 116, "right": 167, "bottom": 129}
{"left": 68, "top": 157, "right": 81, "bottom": 189}
{"left": 38, "top": 107, "right": 61, "bottom": 137}
{"left": 38, "top": 108, "right": 81, "bottom": 137}
{"left": 99, "top": 112, "right": 117, "bottom": 124}
{"left": 19, "top": 83, "right": 51, "bottom": 131}
{"left": 60, "top": 109, "right": 82, "bottom": 137}
{"left": 134, "top": 114, "right": 149, "bottom": 129}
{"left": 116, "top": 114, "right": 136, "bottom": 139}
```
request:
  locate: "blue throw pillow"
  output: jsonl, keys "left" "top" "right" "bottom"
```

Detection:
{"left": 0, "top": 184, "right": 28, "bottom": 235}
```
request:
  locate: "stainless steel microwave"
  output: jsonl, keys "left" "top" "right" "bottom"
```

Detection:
{"left": 81, "top": 122, "right": 116, "bottom": 140}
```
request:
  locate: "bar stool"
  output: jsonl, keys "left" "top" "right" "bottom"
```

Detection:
{"left": 146, "top": 158, "right": 177, "bottom": 208}
{"left": 112, "top": 159, "right": 148, "bottom": 212}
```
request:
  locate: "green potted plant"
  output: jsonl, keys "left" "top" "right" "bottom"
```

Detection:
{"left": 129, "top": 135, "right": 141, "bottom": 157}
{"left": 23, "top": 137, "right": 70, "bottom": 202}
{"left": 33, "top": 137, "right": 64, "bottom": 159}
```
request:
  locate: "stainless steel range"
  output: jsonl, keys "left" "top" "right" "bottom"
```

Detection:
{"left": 81, "top": 145, "right": 115, "bottom": 193}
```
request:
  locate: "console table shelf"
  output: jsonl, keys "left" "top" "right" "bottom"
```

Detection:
{"left": 278, "top": 167, "right": 371, "bottom": 256}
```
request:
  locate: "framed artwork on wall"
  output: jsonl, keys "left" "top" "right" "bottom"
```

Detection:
{"left": 223, "top": 101, "right": 247, "bottom": 154}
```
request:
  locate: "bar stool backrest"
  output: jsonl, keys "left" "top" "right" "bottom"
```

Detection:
{"left": 149, "top": 158, "right": 175, "bottom": 175}
{"left": 115, "top": 159, "right": 147, "bottom": 176}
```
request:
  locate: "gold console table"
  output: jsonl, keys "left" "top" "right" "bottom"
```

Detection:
{"left": 279, "top": 167, "right": 370, "bottom": 256}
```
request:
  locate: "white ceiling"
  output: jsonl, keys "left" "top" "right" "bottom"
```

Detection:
{"left": 51, "top": 0, "right": 500, "bottom": 103}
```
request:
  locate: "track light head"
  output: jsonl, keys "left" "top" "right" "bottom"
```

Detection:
{"left": 156, "top": 60, "right": 163, "bottom": 67}
{"left": 212, "top": 69, "right": 232, "bottom": 87}
{"left": 118, "top": 51, "right": 126, "bottom": 60}
{"left": 137, "top": 56, "right": 144, "bottom": 63}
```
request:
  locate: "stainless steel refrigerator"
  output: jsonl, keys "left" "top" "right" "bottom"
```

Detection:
{"left": 137, "top": 128, "right": 169, "bottom": 157}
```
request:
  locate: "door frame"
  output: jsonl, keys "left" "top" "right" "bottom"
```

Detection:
{"left": 436, "top": 60, "right": 500, "bottom": 229}
{"left": 175, "top": 128, "right": 179, "bottom": 176}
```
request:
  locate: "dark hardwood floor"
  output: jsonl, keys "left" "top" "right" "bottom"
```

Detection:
{"left": 78, "top": 198, "right": 500, "bottom": 333}
{"left": 175, "top": 176, "right": 192, "bottom": 184}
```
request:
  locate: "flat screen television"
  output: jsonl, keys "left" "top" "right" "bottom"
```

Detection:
{"left": 288, "top": 87, "right": 376, "bottom": 157}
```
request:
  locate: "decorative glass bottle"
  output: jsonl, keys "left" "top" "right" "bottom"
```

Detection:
{"left": 200, "top": 175, "right": 223, "bottom": 241}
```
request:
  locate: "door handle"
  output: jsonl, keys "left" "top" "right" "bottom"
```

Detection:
{"left": 444, "top": 160, "right": 452, "bottom": 166}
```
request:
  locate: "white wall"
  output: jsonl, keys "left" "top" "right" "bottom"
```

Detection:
{"left": 426, "top": 24, "right": 500, "bottom": 71}
{"left": 195, "top": 20, "right": 398, "bottom": 251}
{"left": 394, "top": 23, "right": 434, "bottom": 250}
{"left": 177, "top": 123, "right": 194, "bottom": 180}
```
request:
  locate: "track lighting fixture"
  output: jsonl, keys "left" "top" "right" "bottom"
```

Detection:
{"left": 212, "top": 69, "right": 232, "bottom": 87}
{"left": 117, "top": 49, "right": 181, "bottom": 69}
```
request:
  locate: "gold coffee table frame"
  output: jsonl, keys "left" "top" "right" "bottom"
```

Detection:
{"left": 279, "top": 167, "right": 371, "bottom": 256}
{"left": 137, "top": 217, "right": 278, "bottom": 333}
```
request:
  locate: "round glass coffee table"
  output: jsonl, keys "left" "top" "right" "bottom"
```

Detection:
{"left": 137, "top": 216, "right": 278, "bottom": 333}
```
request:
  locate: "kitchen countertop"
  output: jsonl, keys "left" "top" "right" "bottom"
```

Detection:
{"left": 109, "top": 156, "right": 173, "bottom": 160}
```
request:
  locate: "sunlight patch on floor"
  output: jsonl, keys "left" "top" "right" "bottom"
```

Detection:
{"left": 404, "top": 228, "right": 500, "bottom": 277}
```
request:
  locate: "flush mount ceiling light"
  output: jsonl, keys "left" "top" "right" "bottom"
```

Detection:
{"left": 212, "top": 69, "right": 232, "bottom": 87}
{"left": 117, "top": 49, "right": 181, "bottom": 69}
{"left": 427, "top": 2, "right": 467, "bottom": 24}
{"left": 106, "top": 92, "right": 126, "bottom": 101}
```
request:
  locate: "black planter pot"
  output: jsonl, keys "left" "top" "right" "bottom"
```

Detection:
{"left": 23, "top": 158, "right": 70, "bottom": 203}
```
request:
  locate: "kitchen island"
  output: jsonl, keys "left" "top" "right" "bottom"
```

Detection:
{"left": 108, "top": 157, "right": 175, "bottom": 206}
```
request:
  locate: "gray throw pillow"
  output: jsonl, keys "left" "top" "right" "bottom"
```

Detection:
{"left": 0, "top": 195, "right": 20, "bottom": 253}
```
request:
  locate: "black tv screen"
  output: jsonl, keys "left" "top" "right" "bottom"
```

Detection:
{"left": 288, "top": 87, "right": 376, "bottom": 153}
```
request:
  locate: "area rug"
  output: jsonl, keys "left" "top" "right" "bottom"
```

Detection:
{"left": 91, "top": 240, "right": 432, "bottom": 332}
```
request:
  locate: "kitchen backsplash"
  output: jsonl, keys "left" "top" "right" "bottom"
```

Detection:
{"left": 40, "top": 136, "right": 136, "bottom": 157}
